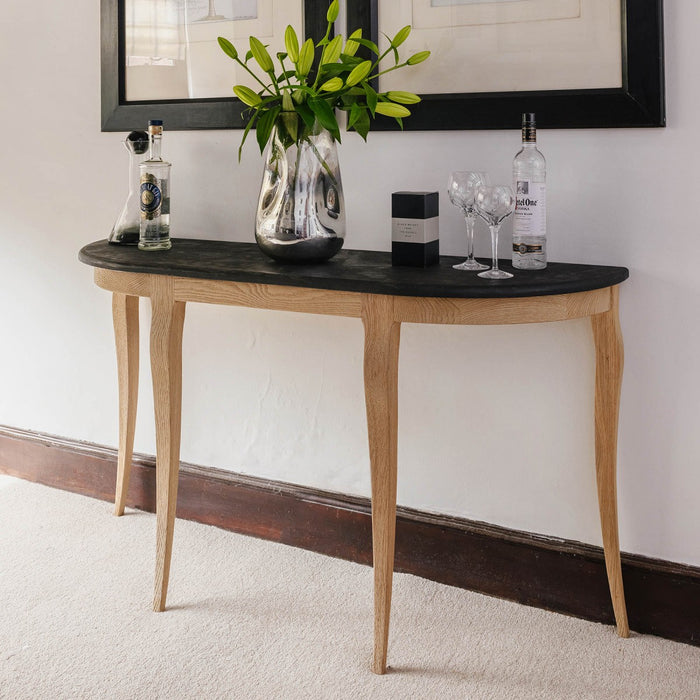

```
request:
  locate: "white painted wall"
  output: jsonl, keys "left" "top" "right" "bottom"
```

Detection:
{"left": 1, "top": 1, "right": 698, "bottom": 567}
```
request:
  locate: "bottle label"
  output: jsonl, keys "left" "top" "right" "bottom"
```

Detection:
{"left": 140, "top": 174, "right": 162, "bottom": 220}
{"left": 513, "top": 242, "right": 543, "bottom": 254}
{"left": 522, "top": 125, "right": 536, "bottom": 143}
{"left": 513, "top": 180, "right": 546, "bottom": 237}
{"left": 392, "top": 217, "right": 439, "bottom": 244}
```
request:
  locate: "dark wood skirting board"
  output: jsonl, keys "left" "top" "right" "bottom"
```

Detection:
{"left": 1, "top": 424, "right": 698, "bottom": 647}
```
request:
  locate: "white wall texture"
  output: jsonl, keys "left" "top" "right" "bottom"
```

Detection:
{"left": 1, "top": 2, "right": 698, "bottom": 567}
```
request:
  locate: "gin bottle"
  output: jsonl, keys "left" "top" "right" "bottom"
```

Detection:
{"left": 138, "top": 120, "right": 171, "bottom": 251}
{"left": 512, "top": 113, "right": 546, "bottom": 269}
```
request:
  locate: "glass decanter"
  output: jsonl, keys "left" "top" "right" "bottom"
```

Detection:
{"left": 109, "top": 131, "right": 149, "bottom": 245}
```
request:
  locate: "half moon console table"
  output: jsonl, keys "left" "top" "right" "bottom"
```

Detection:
{"left": 79, "top": 239, "right": 630, "bottom": 674}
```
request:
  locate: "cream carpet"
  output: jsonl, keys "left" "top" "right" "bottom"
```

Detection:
{"left": 0, "top": 474, "right": 698, "bottom": 700}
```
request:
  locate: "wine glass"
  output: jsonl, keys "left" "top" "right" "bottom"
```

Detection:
{"left": 448, "top": 171, "right": 490, "bottom": 271}
{"left": 474, "top": 185, "right": 516, "bottom": 280}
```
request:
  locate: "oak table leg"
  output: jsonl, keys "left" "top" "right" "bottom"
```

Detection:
{"left": 112, "top": 293, "right": 140, "bottom": 517}
{"left": 591, "top": 285, "right": 630, "bottom": 637}
{"left": 149, "top": 277, "right": 186, "bottom": 613}
{"left": 362, "top": 294, "right": 401, "bottom": 675}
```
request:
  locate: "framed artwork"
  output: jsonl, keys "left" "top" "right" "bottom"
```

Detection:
{"left": 101, "top": 0, "right": 330, "bottom": 130}
{"left": 346, "top": 0, "right": 665, "bottom": 129}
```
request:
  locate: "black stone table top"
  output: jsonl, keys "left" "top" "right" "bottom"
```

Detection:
{"left": 79, "top": 239, "right": 629, "bottom": 299}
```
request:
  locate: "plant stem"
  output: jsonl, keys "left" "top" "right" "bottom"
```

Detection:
{"left": 368, "top": 45, "right": 395, "bottom": 78}
{"left": 278, "top": 56, "right": 294, "bottom": 90}
{"left": 312, "top": 20, "right": 334, "bottom": 91}
{"left": 235, "top": 57, "right": 275, "bottom": 95}
{"left": 369, "top": 61, "right": 408, "bottom": 82}
{"left": 268, "top": 70, "right": 281, "bottom": 96}
{"left": 306, "top": 137, "right": 340, "bottom": 189}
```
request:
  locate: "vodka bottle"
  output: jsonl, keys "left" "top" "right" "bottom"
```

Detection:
{"left": 512, "top": 113, "right": 546, "bottom": 269}
{"left": 138, "top": 120, "right": 171, "bottom": 251}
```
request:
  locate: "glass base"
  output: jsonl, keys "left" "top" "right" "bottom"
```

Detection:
{"left": 478, "top": 268, "right": 513, "bottom": 280}
{"left": 453, "top": 258, "right": 489, "bottom": 271}
{"left": 138, "top": 239, "right": 172, "bottom": 251}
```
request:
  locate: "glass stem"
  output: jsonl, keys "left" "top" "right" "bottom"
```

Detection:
{"left": 489, "top": 224, "right": 500, "bottom": 272}
{"left": 464, "top": 213, "right": 476, "bottom": 261}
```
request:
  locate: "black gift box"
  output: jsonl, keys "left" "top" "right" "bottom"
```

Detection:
{"left": 391, "top": 191, "right": 439, "bottom": 267}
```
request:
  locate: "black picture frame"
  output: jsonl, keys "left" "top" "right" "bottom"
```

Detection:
{"left": 101, "top": 0, "right": 330, "bottom": 131}
{"left": 346, "top": 0, "right": 665, "bottom": 130}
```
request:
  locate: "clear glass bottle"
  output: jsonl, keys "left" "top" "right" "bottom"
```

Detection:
{"left": 109, "top": 131, "right": 149, "bottom": 245}
{"left": 138, "top": 120, "right": 171, "bottom": 251}
{"left": 512, "top": 112, "right": 546, "bottom": 270}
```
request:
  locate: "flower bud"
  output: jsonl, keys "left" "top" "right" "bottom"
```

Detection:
{"left": 407, "top": 50, "right": 430, "bottom": 65}
{"left": 375, "top": 102, "right": 411, "bottom": 118}
{"left": 346, "top": 60, "right": 372, "bottom": 86}
{"left": 233, "top": 85, "right": 262, "bottom": 107}
{"left": 326, "top": 0, "right": 339, "bottom": 23}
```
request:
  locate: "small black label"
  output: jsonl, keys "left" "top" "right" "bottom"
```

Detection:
{"left": 513, "top": 243, "right": 543, "bottom": 254}
{"left": 521, "top": 125, "right": 537, "bottom": 143}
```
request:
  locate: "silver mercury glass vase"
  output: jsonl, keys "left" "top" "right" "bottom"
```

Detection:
{"left": 255, "top": 121, "right": 345, "bottom": 262}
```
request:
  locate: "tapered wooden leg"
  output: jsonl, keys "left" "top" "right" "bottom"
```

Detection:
{"left": 149, "top": 277, "right": 186, "bottom": 613}
{"left": 362, "top": 294, "right": 401, "bottom": 675}
{"left": 591, "top": 286, "right": 630, "bottom": 637}
{"left": 112, "top": 293, "right": 139, "bottom": 516}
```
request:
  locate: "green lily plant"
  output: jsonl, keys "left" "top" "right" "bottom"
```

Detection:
{"left": 217, "top": 0, "right": 430, "bottom": 160}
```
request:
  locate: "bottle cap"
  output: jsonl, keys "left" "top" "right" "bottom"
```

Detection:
{"left": 522, "top": 113, "right": 536, "bottom": 125}
{"left": 148, "top": 120, "right": 164, "bottom": 136}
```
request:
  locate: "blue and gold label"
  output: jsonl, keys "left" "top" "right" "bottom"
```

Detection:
{"left": 140, "top": 175, "right": 161, "bottom": 220}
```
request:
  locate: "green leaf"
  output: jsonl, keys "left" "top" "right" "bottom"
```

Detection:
{"left": 320, "top": 34, "right": 343, "bottom": 66}
{"left": 238, "top": 112, "right": 257, "bottom": 161}
{"left": 352, "top": 108, "right": 371, "bottom": 141}
{"left": 340, "top": 94, "right": 360, "bottom": 109}
{"left": 320, "top": 62, "right": 352, "bottom": 77}
{"left": 295, "top": 101, "right": 316, "bottom": 130}
{"left": 392, "top": 25, "right": 411, "bottom": 48}
{"left": 298, "top": 38, "right": 315, "bottom": 76}
{"left": 308, "top": 98, "right": 340, "bottom": 142}
{"left": 407, "top": 50, "right": 430, "bottom": 65}
{"left": 346, "top": 60, "right": 372, "bottom": 86}
{"left": 344, "top": 29, "right": 362, "bottom": 57}
{"left": 245, "top": 50, "right": 253, "bottom": 64}
{"left": 250, "top": 36, "right": 274, "bottom": 73}
{"left": 217, "top": 37, "right": 238, "bottom": 60}
{"left": 347, "top": 103, "right": 364, "bottom": 129}
{"left": 352, "top": 38, "right": 380, "bottom": 56}
{"left": 363, "top": 83, "right": 378, "bottom": 115}
{"left": 320, "top": 77, "right": 343, "bottom": 92}
{"left": 386, "top": 90, "right": 421, "bottom": 104}
{"left": 256, "top": 106, "right": 280, "bottom": 153}
{"left": 375, "top": 102, "right": 411, "bottom": 118}
{"left": 284, "top": 25, "right": 299, "bottom": 63}
{"left": 233, "top": 85, "right": 262, "bottom": 107}
{"left": 338, "top": 54, "right": 364, "bottom": 66}
{"left": 326, "top": 0, "right": 339, "bottom": 23}
{"left": 395, "top": 117, "right": 404, "bottom": 131}
{"left": 280, "top": 110, "right": 298, "bottom": 145}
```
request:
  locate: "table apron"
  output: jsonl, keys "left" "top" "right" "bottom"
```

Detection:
{"left": 95, "top": 269, "right": 613, "bottom": 325}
